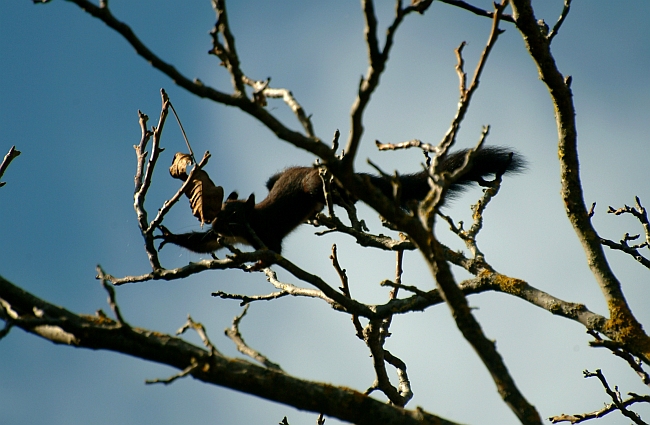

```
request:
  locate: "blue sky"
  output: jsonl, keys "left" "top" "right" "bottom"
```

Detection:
{"left": 1, "top": 1, "right": 650, "bottom": 424}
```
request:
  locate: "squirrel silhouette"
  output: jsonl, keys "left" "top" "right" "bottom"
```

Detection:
{"left": 158, "top": 146, "right": 525, "bottom": 255}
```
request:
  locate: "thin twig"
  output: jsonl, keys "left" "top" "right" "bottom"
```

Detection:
{"left": 145, "top": 361, "right": 200, "bottom": 385}
{"left": 212, "top": 290, "right": 289, "bottom": 306}
{"left": 224, "top": 305, "right": 283, "bottom": 371}
{"left": 0, "top": 146, "right": 21, "bottom": 187}
{"left": 419, "top": 6, "right": 507, "bottom": 228}
{"left": 547, "top": 0, "right": 573, "bottom": 42}
{"left": 588, "top": 332, "right": 650, "bottom": 387}
{"left": 438, "top": 0, "right": 515, "bottom": 23}
{"left": 167, "top": 95, "right": 196, "bottom": 164}
{"left": 343, "top": 0, "right": 433, "bottom": 170}
{"left": 210, "top": 0, "right": 246, "bottom": 96}
{"left": 242, "top": 77, "right": 315, "bottom": 138}
{"left": 177, "top": 315, "right": 221, "bottom": 356}
{"left": 549, "top": 391, "right": 650, "bottom": 424}
{"left": 579, "top": 369, "right": 648, "bottom": 425}
{"left": 96, "top": 265, "right": 129, "bottom": 327}
{"left": 263, "top": 268, "right": 334, "bottom": 304}
{"left": 330, "top": 245, "right": 364, "bottom": 339}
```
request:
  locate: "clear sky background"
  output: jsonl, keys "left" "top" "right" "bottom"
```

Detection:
{"left": 1, "top": 1, "right": 649, "bottom": 424}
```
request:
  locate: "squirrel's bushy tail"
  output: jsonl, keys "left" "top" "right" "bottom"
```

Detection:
{"left": 365, "top": 146, "right": 526, "bottom": 206}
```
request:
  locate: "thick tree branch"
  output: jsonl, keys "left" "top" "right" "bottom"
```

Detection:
{"left": 61, "top": 0, "right": 333, "bottom": 162}
{"left": 510, "top": 0, "right": 650, "bottom": 361}
{"left": 0, "top": 274, "right": 462, "bottom": 425}
{"left": 421, "top": 241, "right": 542, "bottom": 424}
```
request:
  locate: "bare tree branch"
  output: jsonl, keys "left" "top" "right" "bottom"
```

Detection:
{"left": 133, "top": 90, "right": 169, "bottom": 270}
{"left": 0, "top": 274, "right": 464, "bottom": 425}
{"left": 550, "top": 391, "right": 650, "bottom": 424}
{"left": 589, "top": 331, "right": 650, "bottom": 387}
{"left": 242, "top": 77, "right": 316, "bottom": 138}
{"left": 0, "top": 145, "right": 21, "bottom": 188}
{"left": 146, "top": 361, "right": 200, "bottom": 386}
{"left": 224, "top": 306, "right": 283, "bottom": 371}
{"left": 96, "top": 265, "right": 129, "bottom": 327}
{"left": 438, "top": 0, "right": 515, "bottom": 23}
{"left": 212, "top": 289, "right": 289, "bottom": 306}
{"left": 510, "top": 0, "right": 650, "bottom": 362}
{"left": 209, "top": 0, "right": 246, "bottom": 96}
{"left": 343, "top": 0, "right": 433, "bottom": 171}
{"left": 62, "top": 0, "right": 334, "bottom": 163}
{"left": 547, "top": 0, "right": 573, "bottom": 42}
{"left": 330, "top": 245, "right": 364, "bottom": 340}
{"left": 583, "top": 369, "right": 648, "bottom": 425}
{"left": 600, "top": 197, "right": 650, "bottom": 268}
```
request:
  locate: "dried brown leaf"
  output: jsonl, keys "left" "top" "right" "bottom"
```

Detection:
{"left": 186, "top": 170, "right": 223, "bottom": 224}
{"left": 169, "top": 152, "right": 224, "bottom": 224}
{"left": 169, "top": 152, "right": 193, "bottom": 181}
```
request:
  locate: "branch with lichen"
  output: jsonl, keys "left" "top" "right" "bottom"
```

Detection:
{"left": 588, "top": 330, "right": 650, "bottom": 384}
{"left": 510, "top": 0, "right": 650, "bottom": 362}
{"left": 391, "top": 5, "right": 542, "bottom": 423}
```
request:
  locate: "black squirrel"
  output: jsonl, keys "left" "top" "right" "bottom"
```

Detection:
{"left": 157, "top": 146, "right": 525, "bottom": 255}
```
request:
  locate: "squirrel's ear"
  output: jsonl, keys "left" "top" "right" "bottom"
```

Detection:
{"left": 246, "top": 193, "right": 255, "bottom": 207}
{"left": 227, "top": 191, "right": 239, "bottom": 201}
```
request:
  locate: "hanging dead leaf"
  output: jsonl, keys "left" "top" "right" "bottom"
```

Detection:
{"left": 169, "top": 152, "right": 224, "bottom": 224}
{"left": 169, "top": 152, "right": 193, "bottom": 181}
{"left": 185, "top": 170, "right": 223, "bottom": 224}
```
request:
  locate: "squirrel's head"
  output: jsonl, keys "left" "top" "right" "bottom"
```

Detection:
{"left": 210, "top": 191, "right": 255, "bottom": 237}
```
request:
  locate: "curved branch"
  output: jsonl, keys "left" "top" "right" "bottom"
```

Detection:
{"left": 509, "top": 0, "right": 650, "bottom": 361}
{"left": 62, "top": 0, "right": 334, "bottom": 162}
{"left": 66, "top": 0, "right": 236, "bottom": 105}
